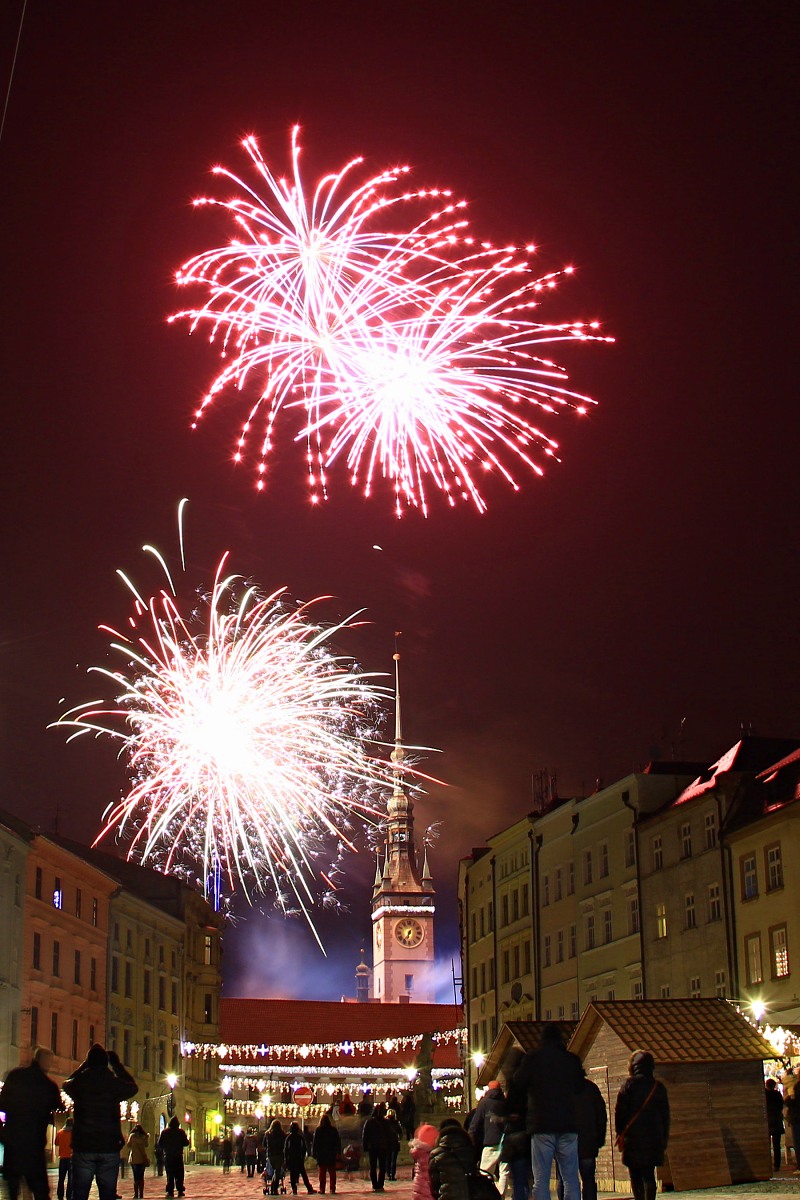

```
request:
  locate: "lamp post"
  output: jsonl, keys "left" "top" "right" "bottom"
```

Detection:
{"left": 166, "top": 1073, "right": 177, "bottom": 1118}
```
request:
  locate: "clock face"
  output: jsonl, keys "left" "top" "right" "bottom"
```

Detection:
{"left": 394, "top": 918, "right": 424, "bottom": 948}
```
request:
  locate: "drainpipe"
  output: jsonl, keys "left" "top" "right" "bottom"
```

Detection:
{"left": 622, "top": 792, "right": 646, "bottom": 998}
{"left": 717, "top": 786, "right": 739, "bottom": 997}
{"left": 529, "top": 825, "right": 542, "bottom": 1020}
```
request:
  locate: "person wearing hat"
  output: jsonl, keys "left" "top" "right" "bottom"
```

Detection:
{"left": 63, "top": 1045, "right": 138, "bottom": 1200}
{"left": 614, "top": 1051, "right": 670, "bottom": 1200}
{"left": 410, "top": 1124, "right": 438, "bottom": 1200}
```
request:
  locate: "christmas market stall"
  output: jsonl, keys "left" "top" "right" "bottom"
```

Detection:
{"left": 569, "top": 999, "right": 778, "bottom": 1192}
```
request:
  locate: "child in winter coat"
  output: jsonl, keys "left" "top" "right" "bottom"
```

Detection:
{"left": 411, "top": 1124, "right": 439, "bottom": 1200}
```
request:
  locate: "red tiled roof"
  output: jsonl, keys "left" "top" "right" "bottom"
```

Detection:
{"left": 219, "top": 998, "right": 464, "bottom": 1070}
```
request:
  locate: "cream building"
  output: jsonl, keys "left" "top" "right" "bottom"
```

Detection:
{"left": 0, "top": 811, "right": 30, "bottom": 1078}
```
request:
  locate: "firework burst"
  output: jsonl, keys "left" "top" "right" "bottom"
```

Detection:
{"left": 51, "top": 503, "right": 397, "bottom": 946}
{"left": 172, "top": 128, "right": 612, "bottom": 512}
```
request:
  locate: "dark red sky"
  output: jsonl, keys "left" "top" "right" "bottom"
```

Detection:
{"left": 1, "top": 2, "right": 796, "bottom": 1000}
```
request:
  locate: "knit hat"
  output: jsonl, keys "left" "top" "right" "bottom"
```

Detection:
{"left": 414, "top": 1124, "right": 438, "bottom": 1147}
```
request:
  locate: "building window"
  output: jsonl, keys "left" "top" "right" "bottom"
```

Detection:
{"left": 632, "top": 979, "right": 644, "bottom": 1000}
{"left": 557, "top": 929, "right": 565, "bottom": 963}
{"left": 14, "top": 874, "right": 21, "bottom": 906}
{"left": 204, "top": 934, "right": 213, "bottom": 965}
{"left": 75, "top": 888, "right": 82, "bottom": 919}
{"left": 74, "top": 950, "right": 81, "bottom": 985}
{"left": 502, "top": 949, "right": 510, "bottom": 983}
{"left": 30, "top": 1005, "right": 38, "bottom": 1045}
{"left": 33, "top": 931, "right": 41, "bottom": 970}
{"left": 606, "top": 989, "right": 615, "bottom": 1000}
{"left": 72, "top": 1019, "right": 79, "bottom": 1060}
{"left": 489, "top": 958, "right": 495, "bottom": 988}
{"left": 52, "top": 940, "right": 60, "bottom": 977}
{"left": 660, "top": 984, "right": 671, "bottom": 999}
{"left": 123, "top": 1030, "right": 131, "bottom": 1065}
{"left": 471, "top": 965, "right": 478, "bottom": 996}
{"left": 656, "top": 903, "right": 667, "bottom": 939}
{"left": 90, "top": 958, "right": 97, "bottom": 991}
{"left": 568, "top": 924, "right": 577, "bottom": 958}
{"left": 625, "top": 829, "right": 636, "bottom": 868}
{"left": 628, "top": 896, "right": 640, "bottom": 935}
{"left": 680, "top": 823, "right": 692, "bottom": 859}
{"left": 171, "top": 982, "right": 178, "bottom": 1015}
{"left": 512, "top": 889, "right": 520, "bottom": 920}
{"left": 600, "top": 843, "right": 610, "bottom": 878}
{"left": 689, "top": 976, "right": 701, "bottom": 998}
{"left": 480, "top": 908, "right": 485, "bottom": 938}
{"left": 511, "top": 944, "right": 519, "bottom": 978}
{"left": 125, "top": 929, "right": 132, "bottom": 951}
{"left": 488, "top": 900, "right": 494, "bottom": 930}
{"left": 405, "top": 972, "right": 414, "bottom": 994}
{"left": 544, "top": 935, "right": 551, "bottom": 968}
{"left": 521, "top": 885, "right": 529, "bottom": 916}
{"left": 603, "top": 909, "right": 613, "bottom": 944}
{"left": 771, "top": 925, "right": 790, "bottom": 978}
{"left": 766, "top": 844, "right": 784, "bottom": 891}
{"left": 502, "top": 895, "right": 509, "bottom": 926}
{"left": 89, "top": 1024, "right": 95, "bottom": 1046}
{"left": 571, "top": 1000, "right": 580, "bottom": 1019}
{"left": 158, "top": 975, "right": 166, "bottom": 1010}
{"left": 685, "top": 893, "right": 696, "bottom": 930}
{"left": 159, "top": 1040, "right": 166, "bottom": 1074}
{"left": 745, "top": 933, "right": 763, "bottom": 985}
{"left": 124, "top": 962, "right": 132, "bottom": 998}
{"left": 143, "top": 970, "right": 151, "bottom": 1005}
{"left": 92, "top": 898, "right": 98, "bottom": 927}
{"left": 715, "top": 969, "right": 727, "bottom": 998}
{"left": 704, "top": 812, "right": 717, "bottom": 849}
{"left": 708, "top": 883, "right": 722, "bottom": 922}
{"left": 585, "top": 914, "right": 595, "bottom": 950}
{"left": 652, "top": 836, "right": 663, "bottom": 871}
{"left": 35, "top": 866, "right": 43, "bottom": 899}
{"left": 53, "top": 877, "right": 63, "bottom": 910}
{"left": 471, "top": 913, "right": 477, "bottom": 943}
{"left": 204, "top": 993, "right": 213, "bottom": 1023}
{"left": 50, "top": 1012, "right": 58, "bottom": 1054}
{"left": 522, "top": 940, "right": 530, "bottom": 975}
{"left": 554, "top": 869, "right": 562, "bottom": 901}
{"left": 583, "top": 850, "right": 593, "bottom": 886}
{"left": 542, "top": 875, "right": 550, "bottom": 907}
{"left": 741, "top": 854, "right": 758, "bottom": 900}
{"left": 111, "top": 956, "right": 119, "bottom": 993}
{"left": 567, "top": 862, "right": 575, "bottom": 895}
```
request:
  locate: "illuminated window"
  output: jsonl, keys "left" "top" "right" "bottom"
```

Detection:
{"left": 656, "top": 903, "right": 667, "bottom": 939}
{"left": 204, "top": 934, "right": 213, "bottom": 965}
{"left": 771, "top": 925, "right": 789, "bottom": 978}
{"left": 745, "top": 933, "right": 763, "bottom": 985}
{"left": 53, "top": 877, "right": 63, "bottom": 910}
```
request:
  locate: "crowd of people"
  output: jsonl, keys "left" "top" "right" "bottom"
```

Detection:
{"left": 8, "top": 1030, "right": 800, "bottom": 1200}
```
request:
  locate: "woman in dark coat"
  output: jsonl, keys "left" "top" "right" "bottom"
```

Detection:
{"left": 428, "top": 1119, "right": 476, "bottom": 1200}
{"left": 614, "top": 1051, "right": 670, "bottom": 1200}
{"left": 267, "top": 1121, "right": 287, "bottom": 1195}
{"left": 311, "top": 1114, "right": 341, "bottom": 1195}
{"left": 284, "top": 1122, "right": 315, "bottom": 1194}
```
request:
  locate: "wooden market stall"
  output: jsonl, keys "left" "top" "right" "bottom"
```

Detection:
{"left": 569, "top": 999, "right": 776, "bottom": 1192}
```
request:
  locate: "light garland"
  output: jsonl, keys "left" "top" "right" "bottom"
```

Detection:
{"left": 371, "top": 905, "right": 435, "bottom": 920}
{"left": 182, "top": 1026, "right": 466, "bottom": 1062}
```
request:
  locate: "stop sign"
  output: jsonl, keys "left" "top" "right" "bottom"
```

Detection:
{"left": 294, "top": 1085, "right": 313, "bottom": 1107}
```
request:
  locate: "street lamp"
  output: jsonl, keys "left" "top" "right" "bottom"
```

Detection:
{"left": 166, "top": 1073, "right": 177, "bottom": 1118}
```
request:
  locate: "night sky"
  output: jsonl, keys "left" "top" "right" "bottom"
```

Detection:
{"left": 1, "top": 2, "right": 796, "bottom": 1001}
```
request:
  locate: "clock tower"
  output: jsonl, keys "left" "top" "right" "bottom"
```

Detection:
{"left": 371, "top": 653, "right": 435, "bottom": 1003}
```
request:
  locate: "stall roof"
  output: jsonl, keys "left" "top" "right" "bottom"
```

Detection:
{"left": 569, "top": 999, "right": 777, "bottom": 1064}
{"left": 476, "top": 1021, "right": 577, "bottom": 1087}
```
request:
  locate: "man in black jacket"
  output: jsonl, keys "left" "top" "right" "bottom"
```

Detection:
{"left": 513, "top": 1023, "right": 583, "bottom": 1200}
{"left": 0, "top": 1046, "right": 63, "bottom": 1200}
{"left": 63, "top": 1045, "right": 138, "bottom": 1200}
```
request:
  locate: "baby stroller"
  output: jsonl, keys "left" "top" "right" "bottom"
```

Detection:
{"left": 342, "top": 1144, "right": 361, "bottom": 1181}
{"left": 262, "top": 1160, "right": 287, "bottom": 1195}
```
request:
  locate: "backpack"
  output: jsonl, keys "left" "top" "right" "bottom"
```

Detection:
{"left": 467, "top": 1171, "right": 503, "bottom": 1200}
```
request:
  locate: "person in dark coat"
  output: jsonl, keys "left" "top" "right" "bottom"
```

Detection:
{"left": 284, "top": 1122, "right": 315, "bottom": 1194}
{"left": 362, "top": 1103, "right": 391, "bottom": 1192}
{"left": 63, "top": 1045, "right": 138, "bottom": 1200}
{"left": 468, "top": 1081, "right": 506, "bottom": 1177}
{"left": 158, "top": 1117, "right": 189, "bottom": 1198}
{"left": 500, "top": 1069, "right": 531, "bottom": 1200}
{"left": 614, "top": 1050, "right": 670, "bottom": 1200}
{"left": 765, "top": 1078, "right": 785, "bottom": 1172}
{"left": 266, "top": 1120, "right": 286, "bottom": 1195}
{"left": 428, "top": 1119, "right": 476, "bottom": 1200}
{"left": 513, "top": 1022, "right": 583, "bottom": 1200}
{"left": 556, "top": 1076, "right": 607, "bottom": 1200}
{"left": 311, "top": 1114, "right": 341, "bottom": 1195}
{"left": 0, "top": 1046, "right": 63, "bottom": 1200}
